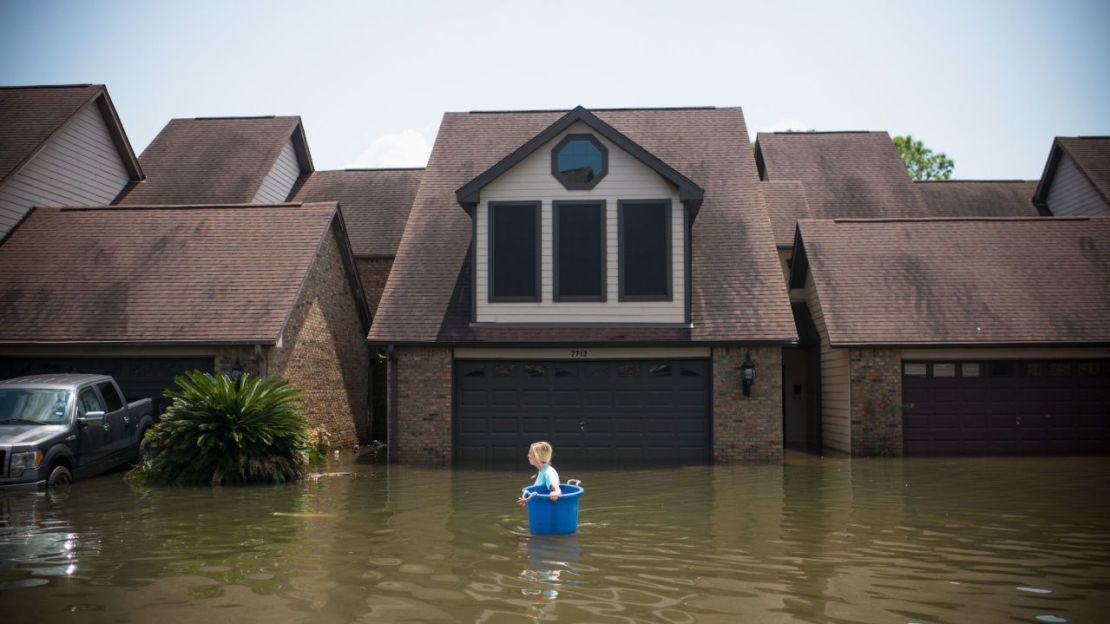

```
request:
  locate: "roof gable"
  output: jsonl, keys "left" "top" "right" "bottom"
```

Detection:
{"left": 371, "top": 106, "right": 796, "bottom": 344}
{"left": 455, "top": 106, "right": 704, "bottom": 215}
{"left": 0, "top": 202, "right": 366, "bottom": 343}
{"left": 118, "top": 116, "right": 312, "bottom": 205}
{"left": 1034, "top": 137, "right": 1110, "bottom": 209}
{"left": 0, "top": 84, "right": 143, "bottom": 188}
{"left": 793, "top": 217, "right": 1110, "bottom": 346}
{"left": 293, "top": 168, "right": 422, "bottom": 257}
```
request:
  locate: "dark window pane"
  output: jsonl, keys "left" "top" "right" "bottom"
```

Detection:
{"left": 97, "top": 382, "right": 123, "bottom": 412}
{"left": 622, "top": 202, "right": 670, "bottom": 298}
{"left": 649, "top": 363, "right": 671, "bottom": 377}
{"left": 680, "top": 367, "right": 701, "bottom": 377}
{"left": 77, "top": 387, "right": 103, "bottom": 416}
{"left": 525, "top": 364, "right": 545, "bottom": 377}
{"left": 557, "top": 203, "right": 604, "bottom": 299}
{"left": 554, "top": 136, "right": 605, "bottom": 187}
{"left": 491, "top": 204, "right": 538, "bottom": 299}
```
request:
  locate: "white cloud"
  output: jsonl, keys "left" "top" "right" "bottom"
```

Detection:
{"left": 345, "top": 129, "right": 432, "bottom": 168}
{"left": 761, "top": 118, "right": 811, "bottom": 133}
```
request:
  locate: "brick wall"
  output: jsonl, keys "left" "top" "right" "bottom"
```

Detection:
{"left": 214, "top": 347, "right": 264, "bottom": 377}
{"left": 849, "top": 348, "right": 903, "bottom": 456}
{"left": 355, "top": 257, "right": 394, "bottom": 316}
{"left": 269, "top": 225, "right": 369, "bottom": 449}
{"left": 712, "top": 346, "right": 783, "bottom": 462}
{"left": 394, "top": 347, "right": 452, "bottom": 464}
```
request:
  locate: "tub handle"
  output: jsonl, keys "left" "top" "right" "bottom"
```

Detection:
{"left": 567, "top": 479, "right": 581, "bottom": 486}
{"left": 521, "top": 490, "right": 537, "bottom": 501}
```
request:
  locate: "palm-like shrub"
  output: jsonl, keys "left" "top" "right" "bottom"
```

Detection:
{"left": 139, "top": 371, "right": 309, "bottom": 486}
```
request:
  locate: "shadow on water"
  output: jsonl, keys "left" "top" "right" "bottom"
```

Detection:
{"left": 0, "top": 455, "right": 1108, "bottom": 623}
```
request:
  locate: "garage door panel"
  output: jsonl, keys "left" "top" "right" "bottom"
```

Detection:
{"left": 904, "top": 359, "right": 1110, "bottom": 456}
{"left": 456, "top": 359, "right": 710, "bottom": 462}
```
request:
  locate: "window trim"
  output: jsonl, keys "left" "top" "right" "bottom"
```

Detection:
{"left": 488, "top": 201, "right": 542, "bottom": 303}
{"left": 553, "top": 200, "right": 607, "bottom": 303}
{"left": 618, "top": 199, "right": 674, "bottom": 302}
{"left": 550, "top": 133, "right": 609, "bottom": 191}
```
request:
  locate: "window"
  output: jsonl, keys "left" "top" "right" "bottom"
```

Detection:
{"left": 551, "top": 134, "right": 608, "bottom": 190}
{"left": 489, "top": 202, "right": 540, "bottom": 302}
{"left": 554, "top": 201, "right": 606, "bottom": 301}
{"left": 97, "top": 382, "right": 123, "bottom": 412}
{"left": 619, "top": 200, "right": 672, "bottom": 301}
{"left": 77, "top": 387, "right": 104, "bottom": 416}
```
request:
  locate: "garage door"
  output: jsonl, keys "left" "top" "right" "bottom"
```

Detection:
{"left": 455, "top": 359, "right": 711, "bottom": 462}
{"left": 902, "top": 360, "right": 1110, "bottom": 455}
{"left": 0, "top": 357, "right": 214, "bottom": 415}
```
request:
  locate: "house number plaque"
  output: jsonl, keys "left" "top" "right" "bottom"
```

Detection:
{"left": 570, "top": 350, "right": 588, "bottom": 358}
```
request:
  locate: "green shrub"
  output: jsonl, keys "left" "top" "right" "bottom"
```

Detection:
{"left": 306, "top": 426, "right": 333, "bottom": 464}
{"left": 137, "top": 371, "right": 309, "bottom": 486}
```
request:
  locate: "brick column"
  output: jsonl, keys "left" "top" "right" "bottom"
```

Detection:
{"left": 712, "top": 346, "right": 783, "bottom": 463}
{"left": 394, "top": 347, "right": 453, "bottom": 464}
{"left": 849, "top": 348, "right": 903, "bottom": 456}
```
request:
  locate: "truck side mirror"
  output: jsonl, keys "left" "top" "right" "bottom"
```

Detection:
{"left": 79, "top": 411, "right": 106, "bottom": 426}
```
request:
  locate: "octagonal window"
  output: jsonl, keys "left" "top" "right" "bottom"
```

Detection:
{"left": 551, "top": 134, "right": 608, "bottom": 190}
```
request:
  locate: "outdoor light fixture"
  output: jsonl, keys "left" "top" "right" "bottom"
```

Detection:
{"left": 230, "top": 358, "right": 245, "bottom": 381}
{"left": 741, "top": 353, "right": 756, "bottom": 398}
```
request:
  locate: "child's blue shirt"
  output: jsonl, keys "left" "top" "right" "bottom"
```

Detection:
{"left": 534, "top": 464, "right": 560, "bottom": 490}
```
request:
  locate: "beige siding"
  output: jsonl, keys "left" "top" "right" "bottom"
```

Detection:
{"left": 476, "top": 122, "right": 685, "bottom": 324}
{"left": 0, "top": 101, "right": 130, "bottom": 238}
{"left": 252, "top": 138, "right": 301, "bottom": 203}
{"left": 805, "top": 273, "right": 851, "bottom": 453}
{"left": 1046, "top": 153, "right": 1110, "bottom": 216}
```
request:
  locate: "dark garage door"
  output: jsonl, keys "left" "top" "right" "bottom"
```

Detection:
{"left": 455, "top": 359, "right": 711, "bottom": 462}
{"left": 0, "top": 356, "right": 214, "bottom": 415}
{"left": 903, "top": 360, "right": 1110, "bottom": 455}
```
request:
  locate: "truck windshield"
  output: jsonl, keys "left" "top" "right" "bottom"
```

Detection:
{"left": 0, "top": 389, "right": 72, "bottom": 425}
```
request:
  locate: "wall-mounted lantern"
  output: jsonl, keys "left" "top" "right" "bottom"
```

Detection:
{"left": 741, "top": 353, "right": 756, "bottom": 398}
{"left": 230, "top": 358, "right": 245, "bottom": 382}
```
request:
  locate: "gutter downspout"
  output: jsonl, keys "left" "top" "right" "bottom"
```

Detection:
{"left": 387, "top": 345, "right": 398, "bottom": 463}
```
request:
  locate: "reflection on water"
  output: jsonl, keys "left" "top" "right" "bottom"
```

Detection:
{"left": 1, "top": 454, "right": 1109, "bottom": 622}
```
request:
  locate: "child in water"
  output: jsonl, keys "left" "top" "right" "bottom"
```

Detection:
{"left": 516, "top": 441, "right": 561, "bottom": 506}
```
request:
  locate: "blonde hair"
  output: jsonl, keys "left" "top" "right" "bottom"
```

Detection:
{"left": 530, "top": 441, "right": 553, "bottom": 464}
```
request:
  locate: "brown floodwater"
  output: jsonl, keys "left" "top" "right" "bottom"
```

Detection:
{"left": 1, "top": 453, "right": 1108, "bottom": 623}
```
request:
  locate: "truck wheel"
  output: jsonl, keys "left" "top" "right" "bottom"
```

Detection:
{"left": 47, "top": 465, "right": 72, "bottom": 490}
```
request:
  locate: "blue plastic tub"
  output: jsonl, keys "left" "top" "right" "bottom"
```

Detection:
{"left": 522, "top": 482, "right": 584, "bottom": 535}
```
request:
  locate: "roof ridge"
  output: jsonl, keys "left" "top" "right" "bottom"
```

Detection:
{"left": 55, "top": 202, "right": 325, "bottom": 212}
{"left": 827, "top": 216, "right": 1092, "bottom": 224}
{"left": 767, "top": 130, "right": 879, "bottom": 135}
{"left": 914, "top": 179, "right": 1035, "bottom": 184}
{"left": 191, "top": 115, "right": 284, "bottom": 120}
{"left": 340, "top": 167, "right": 426, "bottom": 172}
{"left": 465, "top": 106, "right": 718, "bottom": 114}
{"left": 0, "top": 83, "right": 98, "bottom": 90}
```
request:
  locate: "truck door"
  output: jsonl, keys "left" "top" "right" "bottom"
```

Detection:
{"left": 95, "top": 381, "right": 131, "bottom": 459}
{"left": 75, "top": 386, "right": 111, "bottom": 471}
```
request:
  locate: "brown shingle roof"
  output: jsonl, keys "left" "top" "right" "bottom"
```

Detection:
{"left": 370, "top": 107, "right": 796, "bottom": 344}
{"left": 292, "top": 168, "right": 422, "bottom": 257}
{"left": 0, "top": 202, "right": 341, "bottom": 343}
{"left": 795, "top": 217, "right": 1110, "bottom": 346}
{"left": 118, "top": 116, "right": 309, "bottom": 205}
{"left": 915, "top": 180, "right": 1040, "bottom": 217}
{"left": 761, "top": 181, "right": 810, "bottom": 247}
{"left": 0, "top": 84, "right": 142, "bottom": 188}
{"left": 755, "top": 131, "right": 927, "bottom": 220}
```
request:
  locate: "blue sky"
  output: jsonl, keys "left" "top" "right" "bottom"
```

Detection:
{"left": 2, "top": 0, "right": 1107, "bottom": 178}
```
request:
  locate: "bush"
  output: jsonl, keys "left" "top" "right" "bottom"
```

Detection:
{"left": 306, "top": 426, "right": 332, "bottom": 464}
{"left": 136, "top": 371, "right": 309, "bottom": 486}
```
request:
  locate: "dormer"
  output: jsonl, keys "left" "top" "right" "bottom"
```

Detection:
{"left": 0, "top": 84, "right": 143, "bottom": 240}
{"left": 118, "top": 116, "right": 313, "bottom": 205}
{"left": 456, "top": 106, "right": 703, "bottom": 325}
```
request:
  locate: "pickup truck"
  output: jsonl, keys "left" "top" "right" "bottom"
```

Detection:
{"left": 0, "top": 374, "right": 154, "bottom": 489}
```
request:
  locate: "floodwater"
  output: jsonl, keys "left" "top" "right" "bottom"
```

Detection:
{"left": 2, "top": 454, "right": 1109, "bottom": 623}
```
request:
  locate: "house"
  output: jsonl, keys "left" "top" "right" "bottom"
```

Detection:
{"left": 789, "top": 217, "right": 1110, "bottom": 455}
{"left": 116, "top": 116, "right": 313, "bottom": 205}
{"left": 0, "top": 84, "right": 143, "bottom": 240}
{"left": 0, "top": 202, "right": 372, "bottom": 446}
{"left": 368, "top": 106, "right": 798, "bottom": 464}
{"left": 754, "top": 130, "right": 1056, "bottom": 452}
{"left": 1033, "top": 136, "right": 1110, "bottom": 216}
